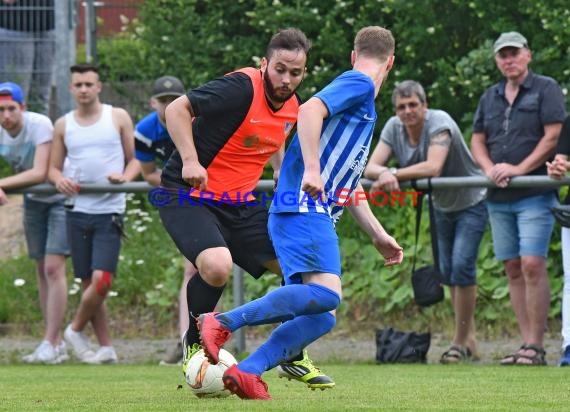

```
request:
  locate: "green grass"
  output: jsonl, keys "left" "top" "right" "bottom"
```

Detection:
{"left": 0, "top": 363, "right": 568, "bottom": 411}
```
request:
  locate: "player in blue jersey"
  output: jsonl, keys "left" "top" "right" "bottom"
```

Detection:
{"left": 198, "top": 26, "right": 403, "bottom": 400}
{"left": 134, "top": 76, "right": 199, "bottom": 365}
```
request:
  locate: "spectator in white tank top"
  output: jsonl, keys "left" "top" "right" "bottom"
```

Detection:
{"left": 48, "top": 63, "right": 139, "bottom": 364}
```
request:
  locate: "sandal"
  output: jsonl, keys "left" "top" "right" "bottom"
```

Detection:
{"left": 440, "top": 345, "right": 472, "bottom": 364}
{"left": 499, "top": 343, "right": 526, "bottom": 365}
{"left": 515, "top": 344, "right": 547, "bottom": 366}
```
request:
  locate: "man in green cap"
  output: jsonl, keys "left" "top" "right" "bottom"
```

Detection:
{"left": 471, "top": 31, "right": 567, "bottom": 365}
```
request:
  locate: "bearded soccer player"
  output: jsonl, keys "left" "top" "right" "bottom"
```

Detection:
{"left": 159, "top": 28, "right": 334, "bottom": 389}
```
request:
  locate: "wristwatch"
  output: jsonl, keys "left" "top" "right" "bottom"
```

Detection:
{"left": 389, "top": 167, "right": 398, "bottom": 176}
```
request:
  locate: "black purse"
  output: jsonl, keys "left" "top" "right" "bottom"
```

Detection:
{"left": 551, "top": 204, "right": 570, "bottom": 228}
{"left": 412, "top": 265, "right": 443, "bottom": 307}
{"left": 375, "top": 327, "right": 431, "bottom": 363}
{"left": 411, "top": 191, "right": 444, "bottom": 307}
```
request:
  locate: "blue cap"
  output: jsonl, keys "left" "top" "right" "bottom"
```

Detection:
{"left": 0, "top": 82, "right": 24, "bottom": 104}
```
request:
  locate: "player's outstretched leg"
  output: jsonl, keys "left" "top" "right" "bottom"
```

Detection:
{"left": 197, "top": 312, "right": 231, "bottom": 364}
{"left": 222, "top": 364, "right": 271, "bottom": 400}
{"left": 277, "top": 349, "right": 335, "bottom": 390}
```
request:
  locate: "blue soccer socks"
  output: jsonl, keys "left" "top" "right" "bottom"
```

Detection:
{"left": 217, "top": 283, "right": 340, "bottom": 331}
{"left": 239, "top": 312, "right": 336, "bottom": 375}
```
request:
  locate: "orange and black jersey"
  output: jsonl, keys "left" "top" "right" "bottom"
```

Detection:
{"left": 161, "top": 68, "right": 299, "bottom": 201}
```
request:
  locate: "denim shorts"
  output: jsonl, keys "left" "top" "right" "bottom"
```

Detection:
{"left": 23, "top": 197, "right": 70, "bottom": 259}
{"left": 268, "top": 212, "right": 341, "bottom": 284}
{"left": 67, "top": 211, "right": 123, "bottom": 278}
{"left": 486, "top": 192, "right": 557, "bottom": 261}
{"left": 434, "top": 201, "right": 488, "bottom": 286}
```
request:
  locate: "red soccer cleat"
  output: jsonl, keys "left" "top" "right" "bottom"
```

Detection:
{"left": 197, "top": 312, "right": 231, "bottom": 364}
{"left": 223, "top": 364, "right": 271, "bottom": 400}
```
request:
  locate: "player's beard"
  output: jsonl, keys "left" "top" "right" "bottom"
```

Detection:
{"left": 263, "top": 72, "right": 294, "bottom": 104}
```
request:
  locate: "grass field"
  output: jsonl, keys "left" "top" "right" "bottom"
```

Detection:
{"left": 1, "top": 363, "right": 567, "bottom": 411}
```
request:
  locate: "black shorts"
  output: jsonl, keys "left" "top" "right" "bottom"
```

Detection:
{"left": 158, "top": 199, "right": 276, "bottom": 279}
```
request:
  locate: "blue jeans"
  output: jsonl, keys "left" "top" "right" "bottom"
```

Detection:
{"left": 23, "top": 197, "right": 69, "bottom": 259}
{"left": 66, "top": 212, "right": 123, "bottom": 278}
{"left": 434, "top": 201, "right": 488, "bottom": 286}
{"left": 486, "top": 192, "right": 557, "bottom": 261}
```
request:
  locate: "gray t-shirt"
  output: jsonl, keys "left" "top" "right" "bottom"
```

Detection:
{"left": 380, "top": 109, "right": 486, "bottom": 212}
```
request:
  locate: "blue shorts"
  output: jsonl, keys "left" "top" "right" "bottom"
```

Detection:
{"left": 23, "top": 197, "right": 70, "bottom": 259}
{"left": 434, "top": 201, "right": 488, "bottom": 286}
{"left": 486, "top": 192, "right": 557, "bottom": 261}
{"left": 268, "top": 212, "right": 341, "bottom": 285}
{"left": 67, "top": 211, "right": 123, "bottom": 278}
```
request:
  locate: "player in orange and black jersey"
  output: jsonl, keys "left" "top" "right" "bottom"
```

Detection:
{"left": 159, "top": 28, "right": 335, "bottom": 389}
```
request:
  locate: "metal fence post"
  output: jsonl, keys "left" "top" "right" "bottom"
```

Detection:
{"left": 84, "top": 0, "right": 98, "bottom": 63}
{"left": 231, "top": 265, "right": 246, "bottom": 355}
{"left": 54, "top": 0, "right": 76, "bottom": 118}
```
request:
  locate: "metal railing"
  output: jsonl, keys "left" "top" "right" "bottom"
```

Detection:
{"left": 9, "top": 175, "right": 570, "bottom": 194}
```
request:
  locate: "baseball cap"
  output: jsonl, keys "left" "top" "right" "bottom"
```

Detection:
{"left": 151, "top": 76, "right": 185, "bottom": 99}
{"left": 0, "top": 82, "right": 24, "bottom": 104}
{"left": 493, "top": 31, "right": 528, "bottom": 53}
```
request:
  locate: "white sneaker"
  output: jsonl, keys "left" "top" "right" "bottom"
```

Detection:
{"left": 22, "top": 340, "right": 59, "bottom": 364}
{"left": 64, "top": 324, "right": 96, "bottom": 361}
{"left": 56, "top": 341, "right": 70, "bottom": 363}
{"left": 83, "top": 346, "right": 118, "bottom": 364}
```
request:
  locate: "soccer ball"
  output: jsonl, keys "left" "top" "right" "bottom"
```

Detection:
{"left": 185, "top": 348, "right": 237, "bottom": 398}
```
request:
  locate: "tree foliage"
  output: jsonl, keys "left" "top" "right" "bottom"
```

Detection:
{"left": 100, "top": 0, "right": 569, "bottom": 128}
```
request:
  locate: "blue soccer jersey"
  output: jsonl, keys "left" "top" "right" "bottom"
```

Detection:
{"left": 270, "top": 70, "right": 376, "bottom": 222}
{"left": 134, "top": 111, "right": 175, "bottom": 163}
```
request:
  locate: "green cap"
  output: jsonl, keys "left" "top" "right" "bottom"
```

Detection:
{"left": 493, "top": 31, "right": 528, "bottom": 53}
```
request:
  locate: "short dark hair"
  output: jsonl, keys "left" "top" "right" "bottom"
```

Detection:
{"left": 266, "top": 28, "right": 311, "bottom": 61}
{"left": 70, "top": 63, "right": 99, "bottom": 75}
{"left": 391, "top": 80, "right": 426, "bottom": 107}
